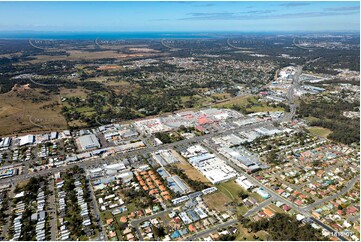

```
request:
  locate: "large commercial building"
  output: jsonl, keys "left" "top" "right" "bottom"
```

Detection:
{"left": 19, "top": 135, "right": 35, "bottom": 146}
{"left": 182, "top": 145, "right": 237, "bottom": 184}
{"left": 76, "top": 134, "right": 101, "bottom": 151}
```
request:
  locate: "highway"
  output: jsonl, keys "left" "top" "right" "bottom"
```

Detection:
{"left": 282, "top": 65, "right": 302, "bottom": 122}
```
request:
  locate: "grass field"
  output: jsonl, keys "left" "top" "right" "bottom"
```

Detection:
{"left": 26, "top": 50, "right": 166, "bottom": 63}
{"left": 174, "top": 161, "right": 211, "bottom": 183}
{"left": 0, "top": 89, "right": 67, "bottom": 136}
{"left": 235, "top": 225, "right": 269, "bottom": 240}
{"left": 215, "top": 180, "right": 245, "bottom": 200}
{"left": 214, "top": 95, "right": 284, "bottom": 113}
{"left": 213, "top": 95, "right": 252, "bottom": 109}
{"left": 216, "top": 179, "right": 264, "bottom": 203}
{"left": 60, "top": 87, "right": 88, "bottom": 99}
{"left": 307, "top": 126, "right": 333, "bottom": 138}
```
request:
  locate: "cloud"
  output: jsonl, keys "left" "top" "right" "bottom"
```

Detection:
{"left": 325, "top": 6, "right": 360, "bottom": 12}
{"left": 179, "top": 9, "right": 359, "bottom": 21}
{"left": 196, "top": 3, "right": 215, "bottom": 7}
{"left": 280, "top": 2, "right": 310, "bottom": 7}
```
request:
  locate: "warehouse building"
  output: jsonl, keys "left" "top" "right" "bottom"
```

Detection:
{"left": 76, "top": 134, "right": 101, "bottom": 151}
{"left": 19, "top": 135, "right": 35, "bottom": 146}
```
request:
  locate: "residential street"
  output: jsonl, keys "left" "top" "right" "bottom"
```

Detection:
{"left": 47, "top": 177, "right": 57, "bottom": 241}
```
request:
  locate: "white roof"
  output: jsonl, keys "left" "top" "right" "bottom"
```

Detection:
{"left": 19, "top": 135, "right": 35, "bottom": 146}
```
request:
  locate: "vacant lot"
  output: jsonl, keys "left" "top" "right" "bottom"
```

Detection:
{"left": 174, "top": 155, "right": 210, "bottom": 183}
{"left": 0, "top": 89, "right": 67, "bottom": 136}
{"left": 203, "top": 191, "right": 231, "bottom": 212}
{"left": 307, "top": 126, "right": 333, "bottom": 138}
{"left": 236, "top": 225, "right": 269, "bottom": 240}
{"left": 214, "top": 95, "right": 284, "bottom": 113}
{"left": 213, "top": 95, "right": 252, "bottom": 108}
{"left": 215, "top": 180, "right": 245, "bottom": 200}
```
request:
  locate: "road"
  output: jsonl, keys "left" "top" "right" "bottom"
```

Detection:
{"left": 1, "top": 185, "right": 15, "bottom": 240}
{"left": 299, "top": 162, "right": 345, "bottom": 188}
{"left": 310, "top": 217, "right": 348, "bottom": 241}
{"left": 304, "top": 176, "right": 359, "bottom": 211}
{"left": 130, "top": 209, "right": 171, "bottom": 240}
{"left": 87, "top": 179, "right": 107, "bottom": 241}
{"left": 186, "top": 219, "right": 237, "bottom": 241}
{"left": 282, "top": 65, "right": 302, "bottom": 122}
{"left": 272, "top": 170, "right": 319, "bottom": 202}
{"left": 28, "top": 76, "right": 62, "bottom": 87}
{"left": 244, "top": 198, "right": 274, "bottom": 218}
{"left": 48, "top": 177, "right": 57, "bottom": 241}
{"left": 210, "top": 143, "right": 358, "bottom": 241}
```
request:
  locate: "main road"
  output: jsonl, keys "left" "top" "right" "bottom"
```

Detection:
{"left": 282, "top": 65, "right": 302, "bottom": 122}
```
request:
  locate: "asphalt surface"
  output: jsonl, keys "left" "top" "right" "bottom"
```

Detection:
{"left": 48, "top": 178, "right": 57, "bottom": 241}
{"left": 310, "top": 217, "right": 348, "bottom": 241}
{"left": 186, "top": 219, "right": 238, "bottom": 240}
{"left": 211, "top": 145, "right": 358, "bottom": 242}
{"left": 283, "top": 65, "right": 302, "bottom": 122}
{"left": 304, "top": 176, "right": 359, "bottom": 211}
{"left": 130, "top": 209, "right": 171, "bottom": 240}
{"left": 243, "top": 198, "right": 274, "bottom": 218}
{"left": 87, "top": 179, "right": 107, "bottom": 241}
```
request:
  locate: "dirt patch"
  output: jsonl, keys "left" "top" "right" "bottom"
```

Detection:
{"left": 0, "top": 89, "right": 67, "bottom": 136}
{"left": 173, "top": 153, "right": 210, "bottom": 183}
{"left": 26, "top": 50, "right": 166, "bottom": 63}
{"left": 203, "top": 191, "right": 232, "bottom": 212}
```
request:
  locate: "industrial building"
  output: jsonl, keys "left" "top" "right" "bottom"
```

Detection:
{"left": 19, "top": 134, "right": 35, "bottom": 146}
{"left": 76, "top": 134, "right": 101, "bottom": 151}
{"left": 182, "top": 145, "right": 237, "bottom": 184}
{"left": 0, "top": 137, "right": 11, "bottom": 148}
{"left": 236, "top": 176, "right": 254, "bottom": 190}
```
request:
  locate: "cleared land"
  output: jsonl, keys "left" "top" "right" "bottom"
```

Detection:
{"left": 214, "top": 95, "right": 284, "bottom": 113}
{"left": 216, "top": 180, "right": 264, "bottom": 203}
{"left": 307, "top": 126, "right": 333, "bottom": 138}
{"left": 0, "top": 89, "right": 67, "bottom": 136}
{"left": 203, "top": 191, "right": 232, "bottom": 212}
{"left": 235, "top": 225, "right": 269, "bottom": 240}
{"left": 26, "top": 50, "right": 166, "bottom": 63}
{"left": 174, "top": 159, "right": 210, "bottom": 183}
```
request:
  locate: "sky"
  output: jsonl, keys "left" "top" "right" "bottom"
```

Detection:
{"left": 0, "top": 1, "right": 359, "bottom": 32}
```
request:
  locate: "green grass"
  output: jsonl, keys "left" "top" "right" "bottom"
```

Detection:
{"left": 268, "top": 204, "right": 285, "bottom": 214}
{"left": 235, "top": 226, "right": 269, "bottom": 241}
{"left": 216, "top": 180, "right": 244, "bottom": 200}
{"left": 246, "top": 104, "right": 284, "bottom": 113}
{"left": 216, "top": 180, "right": 265, "bottom": 204}
{"left": 213, "top": 95, "right": 252, "bottom": 109}
{"left": 248, "top": 192, "right": 264, "bottom": 203}
{"left": 307, "top": 126, "right": 333, "bottom": 138}
{"left": 213, "top": 95, "right": 284, "bottom": 113}
{"left": 75, "top": 106, "right": 94, "bottom": 112}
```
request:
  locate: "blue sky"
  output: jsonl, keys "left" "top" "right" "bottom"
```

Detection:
{"left": 0, "top": 1, "right": 359, "bottom": 32}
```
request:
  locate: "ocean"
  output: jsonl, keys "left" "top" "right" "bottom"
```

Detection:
{"left": 0, "top": 31, "right": 279, "bottom": 40}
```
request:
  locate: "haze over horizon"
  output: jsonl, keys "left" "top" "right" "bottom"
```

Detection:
{"left": 0, "top": 1, "right": 359, "bottom": 33}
